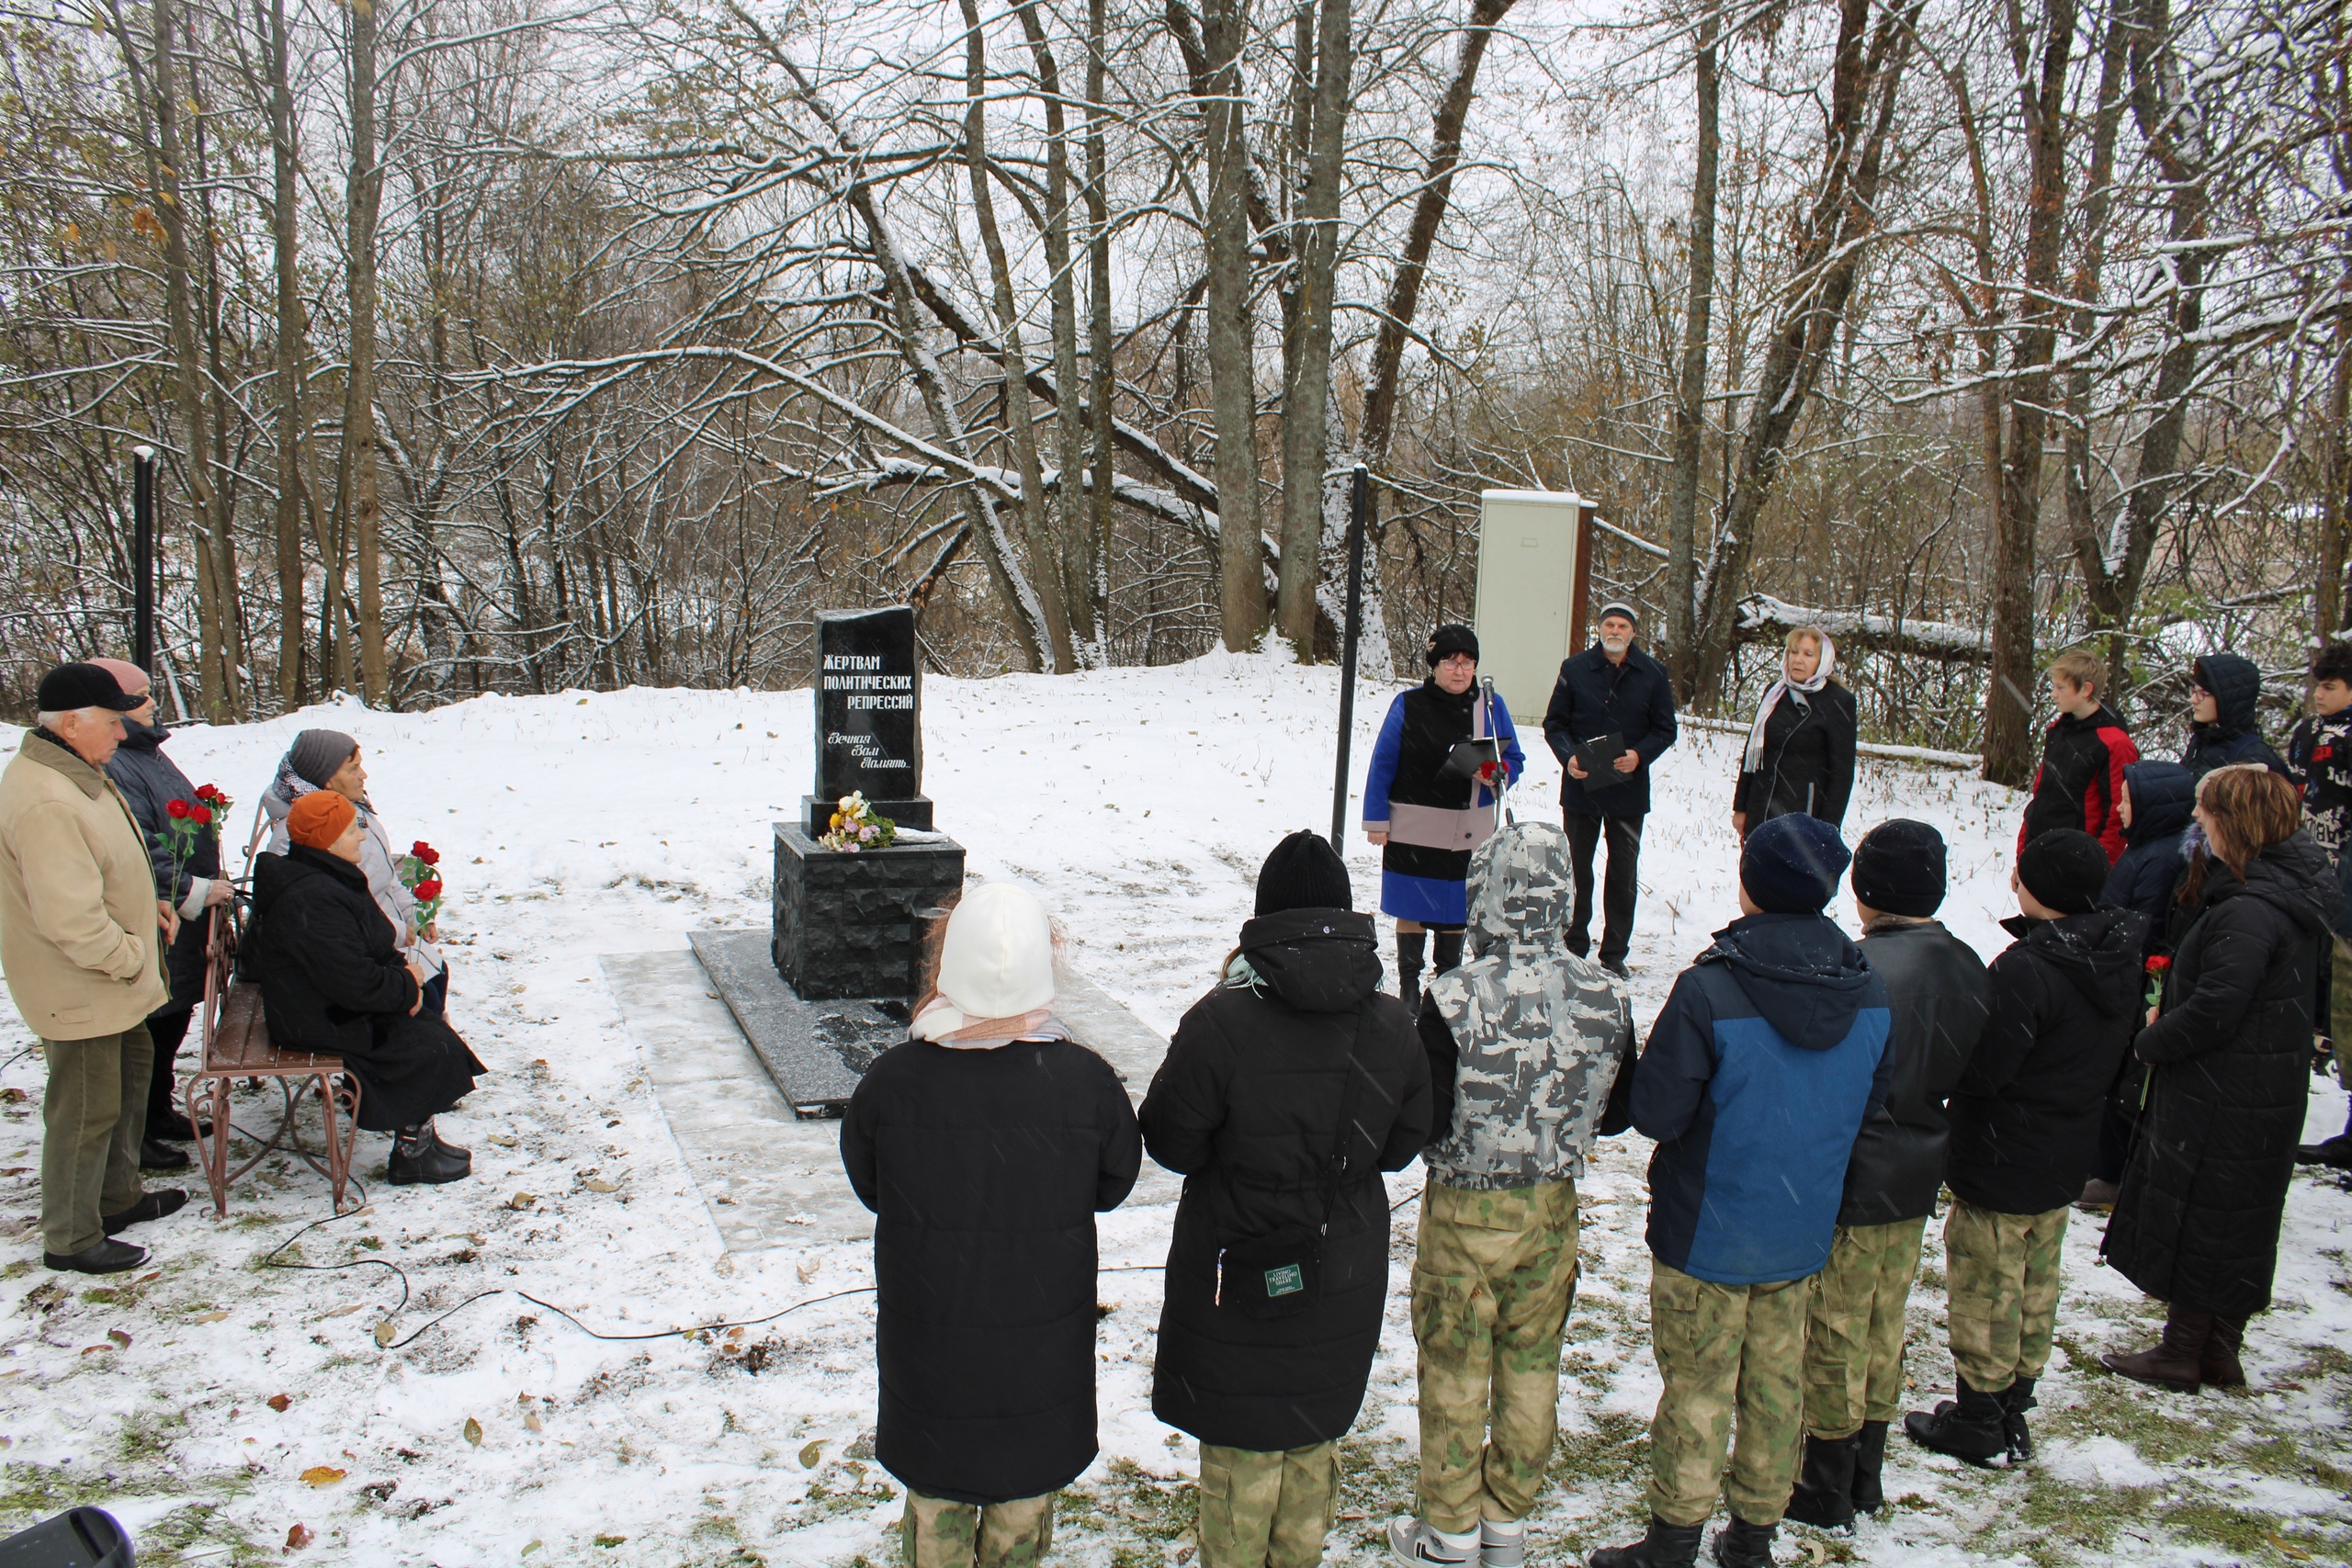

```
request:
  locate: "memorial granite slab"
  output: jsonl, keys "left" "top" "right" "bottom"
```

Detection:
{"left": 807, "top": 606, "right": 933, "bottom": 835}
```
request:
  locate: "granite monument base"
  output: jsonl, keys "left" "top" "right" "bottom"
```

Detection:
{"left": 772, "top": 821, "right": 965, "bottom": 1001}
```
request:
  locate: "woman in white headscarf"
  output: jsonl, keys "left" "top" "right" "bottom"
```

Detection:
{"left": 1732, "top": 626, "right": 1859, "bottom": 839}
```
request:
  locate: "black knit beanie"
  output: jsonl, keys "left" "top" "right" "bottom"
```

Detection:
{"left": 2018, "top": 829, "right": 2109, "bottom": 915}
{"left": 1850, "top": 819, "right": 1948, "bottom": 918}
{"left": 1426, "top": 624, "right": 1479, "bottom": 667}
{"left": 1256, "top": 829, "right": 1354, "bottom": 915}
{"left": 1740, "top": 813, "right": 1852, "bottom": 914}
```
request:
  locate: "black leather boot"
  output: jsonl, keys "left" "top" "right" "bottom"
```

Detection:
{"left": 1432, "top": 928, "right": 1464, "bottom": 975}
{"left": 1588, "top": 1518, "right": 1702, "bottom": 1568}
{"left": 2099, "top": 1306, "right": 2211, "bottom": 1393}
{"left": 1850, "top": 1420, "right": 1889, "bottom": 1513}
{"left": 1396, "top": 930, "right": 1427, "bottom": 1012}
{"left": 1709, "top": 1517, "right": 1774, "bottom": 1568}
{"left": 2001, "top": 1376, "right": 2037, "bottom": 1463}
{"left": 390, "top": 1124, "right": 471, "bottom": 1185}
{"left": 139, "top": 1138, "right": 190, "bottom": 1171}
{"left": 1903, "top": 1377, "right": 2009, "bottom": 1466}
{"left": 1782, "top": 1432, "right": 1859, "bottom": 1529}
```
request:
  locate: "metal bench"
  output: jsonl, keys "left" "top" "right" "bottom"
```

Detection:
{"left": 184, "top": 902, "right": 362, "bottom": 1217}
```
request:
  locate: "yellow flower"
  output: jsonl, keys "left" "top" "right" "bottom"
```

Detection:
{"left": 830, "top": 812, "right": 843, "bottom": 829}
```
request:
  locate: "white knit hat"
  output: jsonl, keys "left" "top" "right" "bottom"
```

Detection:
{"left": 925, "top": 883, "right": 1057, "bottom": 1028}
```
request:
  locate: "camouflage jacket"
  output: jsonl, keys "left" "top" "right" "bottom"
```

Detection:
{"left": 1424, "top": 821, "right": 1634, "bottom": 1190}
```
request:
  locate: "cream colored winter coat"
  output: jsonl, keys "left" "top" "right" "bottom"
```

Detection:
{"left": 0, "top": 729, "right": 171, "bottom": 1040}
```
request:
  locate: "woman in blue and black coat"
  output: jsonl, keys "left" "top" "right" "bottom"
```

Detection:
{"left": 1363, "top": 625, "right": 1523, "bottom": 1009}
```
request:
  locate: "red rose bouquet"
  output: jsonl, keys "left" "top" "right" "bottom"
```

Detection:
{"left": 399, "top": 840, "right": 446, "bottom": 929}
{"left": 163, "top": 783, "right": 231, "bottom": 893}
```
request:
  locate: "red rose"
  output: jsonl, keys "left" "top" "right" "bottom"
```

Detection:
{"left": 190, "top": 805, "right": 212, "bottom": 826}
{"left": 196, "top": 784, "right": 220, "bottom": 801}
{"left": 166, "top": 798, "right": 190, "bottom": 819}
{"left": 2145, "top": 954, "right": 2171, "bottom": 972}
{"left": 413, "top": 842, "right": 440, "bottom": 865}
{"left": 413, "top": 879, "right": 442, "bottom": 902}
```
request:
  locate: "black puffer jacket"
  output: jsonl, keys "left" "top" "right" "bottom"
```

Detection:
{"left": 2104, "top": 833, "right": 2334, "bottom": 1316}
{"left": 841, "top": 1033, "right": 1140, "bottom": 1505}
{"left": 1143, "top": 908, "right": 1430, "bottom": 1451}
{"left": 2181, "top": 653, "right": 2289, "bottom": 780}
{"left": 1733, "top": 681, "right": 1859, "bottom": 829}
{"left": 243, "top": 847, "right": 484, "bottom": 1131}
{"left": 105, "top": 718, "right": 220, "bottom": 1012}
{"left": 1946, "top": 907, "right": 2143, "bottom": 1215}
{"left": 2100, "top": 761, "right": 2196, "bottom": 961}
{"left": 1838, "top": 918, "right": 1992, "bottom": 1226}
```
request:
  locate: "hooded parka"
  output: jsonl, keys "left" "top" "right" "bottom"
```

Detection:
{"left": 840, "top": 1030, "right": 1140, "bottom": 1506}
{"left": 1142, "top": 908, "right": 1430, "bottom": 1451}
{"left": 1835, "top": 917, "right": 1992, "bottom": 1227}
{"left": 241, "top": 846, "right": 484, "bottom": 1131}
{"left": 2100, "top": 761, "right": 2197, "bottom": 960}
{"left": 2104, "top": 833, "right": 2335, "bottom": 1316}
{"left": 106, "top": 717, "right": 220, "bottom": 1011}
{"left": 2181, "top": 654, "right": 2290, "bottom": 780}
{"left": 1419, "top": 822, "right": 1633, "bottom": 1189}
{"left": 1946, "top": 907, "right": 2143, "bottom": 1215}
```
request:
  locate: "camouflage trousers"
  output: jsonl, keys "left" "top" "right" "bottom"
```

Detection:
{"left": 1945, "top": 1199, "right": 2067, "bottom": 1393}
{"left": 2330, "top": 935, "right": 2352, "bottom": 1045}
{"left": 1408, "top": 1178, "right": 1580, "bottom": 1531}
{"left": 1644, "top": 1260, "right": 1808, "bottom": 1529}
{"left": 1196, "top": 1441, "right": 1340, "bottom": 1568}
{"left": 900, "top": 1490, "right": 1055, "bottom": 1568}
{"left": 1802, "top": 1217, "right": 1928, "bottom": 1438}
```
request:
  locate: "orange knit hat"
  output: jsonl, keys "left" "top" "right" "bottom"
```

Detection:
{"left": 287, "top": 790, "right": 357, "bottom": 851}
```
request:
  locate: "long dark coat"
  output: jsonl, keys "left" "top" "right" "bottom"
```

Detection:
{"left": 840, "top": 1035, "right": 1140, "bottom": 1506}
{"left": 2105, "top": 833, "right": 2335, "bottom": 1316}
{"left": 1732, "top": 681, "right": 1859, "bottom": 829}
{"left": 105, "top": 718, "right": 220, "bottom": 1013}
{"left": 243, "top": 847, "right": 484, "bottom": 1131}
{"left": 1142, "top": 908, "right": 1430, "bottom": 1452}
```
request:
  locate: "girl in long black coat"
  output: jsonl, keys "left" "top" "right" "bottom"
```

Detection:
{"left": 243, "top": 793, "right": 483, "bottom": 1183}
{"left": 2102, "top": 767, "right": 2332, "bottom": 1393}
{"left": 841, "top": 882, "right": 1140, "bottom": 1562}
{"left": 1142, "top": 833, "right": 1430, "bottom": 1568}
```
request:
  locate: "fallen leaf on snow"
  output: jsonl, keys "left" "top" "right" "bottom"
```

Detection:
{"left": 509, "top": 1192, "right": 537, "bottom": 1211}
{"left": 286, "top": 1523, "right": 315, "bottom": 1551}
{"left": 524, "top": 1411, "right": 543, "bottom": 1432}
{"left": 320, "top": 1304, "right": 365, "bottom": 1318}
{"left": 582, "top": 1179, "right": 618, "bottom": 1193}
{"left": 190, "top": 1310, "right": 230, "bottom": 1323}
{"left": 300, "top": 1467, "right": 345, "bottom": 1487}
{"left": 107, "top": 1329, "right": 131, "bottom": 1348}
{"left": 267, "top": 1393, "right": 292, "bottom": 1412}
{"left": 373, "top": 1322, "right": 396, "bottom": 1347}
{"left": 463, "top": 1416, "right": 483, "bottom": 1447}
{"left": 486, "top": 1134, "right": 517, "bottom": 1147}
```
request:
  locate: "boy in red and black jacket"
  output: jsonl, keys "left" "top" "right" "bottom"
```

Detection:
{"left": 2018, "top": 647, "right": 2138, "bottom": 863}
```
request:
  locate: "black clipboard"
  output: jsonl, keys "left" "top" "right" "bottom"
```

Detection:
{"left": 1437, "top": 738, "right": 1501, "bottom": 784}
{"left": 1575, "top": 732, "right": 1629, "bottom": 790}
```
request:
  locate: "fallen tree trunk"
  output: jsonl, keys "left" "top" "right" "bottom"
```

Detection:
{"left": 1735, "top": 592, "right": 1992, "bottom": 664}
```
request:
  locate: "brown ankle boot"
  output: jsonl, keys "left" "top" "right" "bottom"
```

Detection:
{"left": 2200, "top": 1314, "right": 2247, "bottom": 1388}
{"left": 2100, "top": 1306, "right": 2212, "bottom": 1392}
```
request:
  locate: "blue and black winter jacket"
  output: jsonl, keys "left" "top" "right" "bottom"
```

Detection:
{"left": 1632, "top": 913, "right": 1893, "bottom": 1285}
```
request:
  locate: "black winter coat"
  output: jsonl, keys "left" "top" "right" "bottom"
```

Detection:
{"left": 1732, "top": 682, "right": 1858, "bottom": 829}
{"left": 1838, "top": 918, "right": 1991, "bottom": 1226}
{"left": 2181, "top": 653, "right": 2290, "bottom": 780}
{"left": 2104, "top": 834, "right": 2334, "bottom": 1316}
{"left": 1542, "top": 645, "right": 1679, "bottom": 818}
{"left": 1946, "top": 908, "right": 2143, "bottom": 1215}
{"left": 2100, "top": 761, "right": 2196, "bottom": 963}
{"left": 841, "top": 1034, "right": 1140, "bottom": 1506}
{"left": 1142, "top": 908, "right": 1430, "bottom": 1451}
{"left": 105, "top": 719, "right": 220, "bottom": 1013}
{"left": 243, "top": 847, "right": 484, "bottom": 1131}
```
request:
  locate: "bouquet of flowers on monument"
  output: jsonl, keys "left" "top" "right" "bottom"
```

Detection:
{"left": 399, "top": 840, "right": 446, "bottom": 928}
{"left": 162, "top": 783, "right": 230, "bottom": 890}
{"left": 820, "top": 792, "right": 897, "bottom": 852}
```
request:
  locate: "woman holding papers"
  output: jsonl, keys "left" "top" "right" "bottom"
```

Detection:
{"left": 1363, "top": 624, "right": 1525, "bottom": 1010}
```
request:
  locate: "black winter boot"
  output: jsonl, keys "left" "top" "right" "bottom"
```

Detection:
{"left": 1432, "top": 928, "right": 1465, "bottom": 975}
{"left": 1903, "top": 1377, "right": 2009, "bottom": 1466}
{"left": 1587, "top": 1517, "right": 1703, "bottom": 1568}
{"left": 2202, "top": 1314, "right": 2248, "bottom": 1388}
{"left": 390, "top": 1123, "right": 471, "bottom": 1185}
{"left": 1850, "top": 1420, "right": 1889, "bottom": 1513}
{"left": 1708, "top": 1517, "right": 1774, "bottom": 1568}
{"left": 1396, "top": 930, "right": 1427, "bottom": 1012}
{"left": 2000, "top": 1376, "right": 2037, "bottom": 1464}
{"left": 1782, "top": 1432, "right": 1859, "bottom": 1530}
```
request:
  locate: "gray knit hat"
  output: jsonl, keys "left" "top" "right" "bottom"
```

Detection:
{"left": 287, "top": 728, "right": 359, "bottom": 787}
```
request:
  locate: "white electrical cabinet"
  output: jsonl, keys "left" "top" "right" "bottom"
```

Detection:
{"left": 1472, "top": 490, "right": 1591, "bottom": 725}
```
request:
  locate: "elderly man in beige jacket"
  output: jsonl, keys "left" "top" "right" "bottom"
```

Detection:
{"left": 1, "top": 662, "right": 181, "bottom": 1272}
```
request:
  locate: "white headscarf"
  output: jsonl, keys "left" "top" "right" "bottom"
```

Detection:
{"left": 1741, "top": 634, "right": 1838, "bottom": 775}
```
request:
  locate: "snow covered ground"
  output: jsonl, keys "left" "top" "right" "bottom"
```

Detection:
{"left": 2, "top": 649, "right": 2346, "bottom": 1567}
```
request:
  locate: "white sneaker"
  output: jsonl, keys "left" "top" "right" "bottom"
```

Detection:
{"left": 1387, "top": 1518, "right": 1476, "bottom": 1568}
{"left": 1478, "top": 1519, "right": 1526, "bottom": 1568}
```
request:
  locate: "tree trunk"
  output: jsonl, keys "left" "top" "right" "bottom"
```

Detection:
{"left": 1202, "top": 0, "right": 1266, "bottom": 651}
{"left": 1982, "top": 0, "right": 2078, "bottom": 790}
{"left": 340, "top": 0, "right": 388, "bottom": 704}
{"left": 265, "top": 0, "right": 304, "bottom": 707}
{"left": 1664, "top": 1, "right": 1720, "bottom": 690}
{"left": 1085, "top": 0, "right": 1118, "bottom": 655}
{"left": 2320, "top": 311, "right": 2352, "bottom": 645}
{"left": 1274, "top": 0, "right": 1348, "bottom": 656}
{"left": 2061, "top": 5, "right": 2133, "bottom": 692}
{"left": 961, "top": 0, "right": 1073, "bottom": 672}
